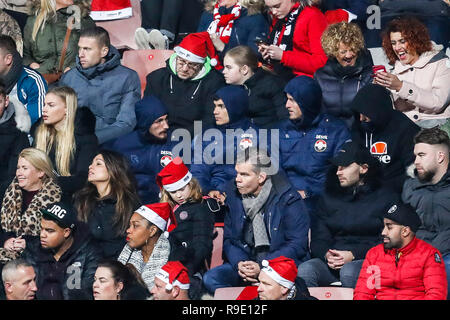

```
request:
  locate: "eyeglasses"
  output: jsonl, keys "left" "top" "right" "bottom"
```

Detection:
{"left": 177, "top": 57, "right": 202, "bottom": 70}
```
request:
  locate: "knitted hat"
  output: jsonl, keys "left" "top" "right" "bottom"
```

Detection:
{"left": 383, "top": 202, "right": 422, "bottom": 233}
{"left": 90, "top": 0, "right": 132, "bottom": 21}
{"left": 135, "top": 202, "right": 177, "bottom": 237}
{"left": 261, "top": 256, "right": 298, "bottom": 289}
{"left": 174, "top": 32, "right": 221, "bottom": 68}
{"left": 156, "top": 157, "right": 192, "bottom": 192}
{"left": 155, "top": 261, "right": 190, "bottom": 291}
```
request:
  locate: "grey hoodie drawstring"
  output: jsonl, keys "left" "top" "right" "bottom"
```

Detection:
{"left": 169, "top": 74, "right": 202, "bottom": 99}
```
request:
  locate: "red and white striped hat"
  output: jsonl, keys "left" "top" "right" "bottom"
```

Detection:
{"left": 135, "top": 202, "right": 176, "bottom": 237}
{"left": 261, "top": 256, "right": 298, "bottom": 289}
{"left": 156, "top": 157, "right": 192, "bottom": 192}
{"left": 155, "top": 261, "right": 190, "bottom": 291}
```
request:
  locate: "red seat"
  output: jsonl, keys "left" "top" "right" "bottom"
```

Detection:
{"left": 121, "top": 49, "right": 174, "bottom": 96}
{"left": 308, "top": 287, "right": 354, "bottom": 300}
{"left": 95, "top": 0, "right": 141, "bottom": 50}
{"left": 214, "top": 287, "right": 247, "bottom": 300}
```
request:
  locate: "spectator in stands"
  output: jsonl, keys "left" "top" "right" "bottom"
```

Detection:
{"left": 103, "top": 95, "right": 175, "bottom": 204}
{"left": 258, "top": 0, "right": 328, "bottom": 80}
{"left": 0, "top": 82, "right": 30, "bottom": 188}
{"left": 23, "top": 0, "right": 95, "bottom": 76}
{"left": 374, "top": 17, "right": 450, "bottom": 128}
{"left": 1, "top": 258, "right": 37, "bottom": 300}
{"left": 32, "top": 86, "right": 98, "bottom": 201}
{"left": 202, "top": 148, "right": 310, "bottom": 294}
{"left": 354, "top": 201, "right": 448, "bottom": 300}
{"left": 197, "top": 0, "right": 269, "bottom": 59}
{"left": 0, "top": 0, "right": 30, "bottom": 33}
{"left": 0, "top": 8, "right": 23, "bottom": 54}
{"left": 190, "top": 85, "right": 258, "bottom": 201}
{"left": 315, "top": 22, "right": 373, "bottom": 128}
{"left": 144, "top": 32, "right": 226, "bottom": 136}
{"left": 60, "top": 26, "right": 140, "bottom": 144}
{"left": 151, "top": 261, "right": 190, "bottom": 300}
{"left": 117, "top": 203, "right": 174, "bottom": 292}
{"left": 223, "top": 45, "right": 288, "bottom": 129}
{"left": 157, "top": 157, "right": 215, "bottom": 298}
{"left": 74, "top": 150, "right": 141, "bottom": 260}
{"left": 319, "top": 0, "right": 372, "bottom": 27}
{"left": 280, "top": 75, "right": 350, "bottom": 212}
{"left": 257, "top": 256, "right": 314, "bottom": 300}
{"left": 350, "top": 84, "right": 420, "bottom": 192}
{"left": 135, "top": 0, "right": 204, "bottom": 49}
{"left": 402, "top": 127, "right": 450, "bottom": 299}
{"left": 93, "top": 259, "right": 150, "bottom": 300}
{"left": 0, "top": 148, "right": 61, "bottom": 264}
{"left": 0, "top": 35, "right": 47, "bottom": 127}
{"left": 22, "top": 201, "right": 101, "bottom": 300}
{"left": 299, "top": 141, "right": 400, "bottom": 288}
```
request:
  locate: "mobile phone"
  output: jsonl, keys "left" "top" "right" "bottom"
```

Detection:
{"left": 254, "top": 38, "right": 268, "bottom": 46}
{"left": 372, "top": 65, "right": 386, "bottom": 74}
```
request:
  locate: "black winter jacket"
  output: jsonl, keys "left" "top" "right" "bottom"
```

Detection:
{"left": 22, "top": 222, "right": 100, "bottom": 300}
{"left": 314, "top": 49, "right": 373, "bottom": 128}
{"left": 144, "top": 55, "right": 226, "bottom": 135}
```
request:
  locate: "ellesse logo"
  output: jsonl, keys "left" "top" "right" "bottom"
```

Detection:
{"left": 370, "top": 142, "right": 391, "bottom": 164}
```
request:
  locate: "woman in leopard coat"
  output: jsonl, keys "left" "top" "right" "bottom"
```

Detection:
{"left": 0, "top": 147, "right": 61, "bottom": 263}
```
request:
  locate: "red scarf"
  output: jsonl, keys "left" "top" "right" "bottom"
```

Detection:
{"left": 207, "top": 2, "right": 242, "bottom": 44}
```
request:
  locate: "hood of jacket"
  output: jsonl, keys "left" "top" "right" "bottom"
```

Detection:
{"left": 393, "top": 46, "right": 448, "bottom": 74}
{"left": 215, "top": 85, "right": 249, "bottom": 127}
{"left": 75, "top": 45, "right": 121, "bottom": 79}
{"left": 284, "top": 76, "right": 322, "bottom": 128}
{"left": 28, "top": 0, "right": 91, "bottom": 17}
{"left": 0, "top": 102, "right": 15, "bottom": 126}
{"left": 135, "top": 95, "right": 168, "bottom": 141}
{"left": 349, "top": 83, "right": 394, "bottom": 130}
{"left": 168, "top": 53, "right": 213, "bottom": 82}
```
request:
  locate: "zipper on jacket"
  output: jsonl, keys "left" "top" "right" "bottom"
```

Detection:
{"left": 395, "top": 251, "right": 402, "bottom": 267}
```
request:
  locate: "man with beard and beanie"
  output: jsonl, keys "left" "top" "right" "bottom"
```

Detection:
{"left": 103, "top": 95, "right": 177, "bottom": 204}
{"left": 202, "top": 147, "right": 310, "bottom": 295}
{"left": 60, "top": 26, "right": 140, "bottom": 145}
{"left": 354, "top": 202, "right": 447, "bottom": 300}
{"left": 0, "top": 34, "right": 46, "bottom": 130}
{"left": 190, "top": 85, "right": 259, "bottom": 205}
{"left": 21, "top": 202, "right": 100, "bottom": 300}
{"left": 298, "top": 141, "right": 401, "bottom": 289}
{"left": 350, "top": 83, "right": 420, "bottom": 193}
{"left": 402, "top": 127, "right": 450, "bottom": 298}
{"left": 279, "top": 75, "right": 350, "bottom": 213}
{"left": 144, "top": 32, "right": 225, "bottom": 136}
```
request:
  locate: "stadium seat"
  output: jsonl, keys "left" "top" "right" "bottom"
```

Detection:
{"left": 214, "top": 287, "right": 251, "bottom": 300}
{"left": 95, "top": 0, "right": 142, "bottom": 50}
{"left": 121, "top": 49, "right": 174, "bottom": 95}
{"left": 307, "top": 287, "right": 354, "bottom": 300}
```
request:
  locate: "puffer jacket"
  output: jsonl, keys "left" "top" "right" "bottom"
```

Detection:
{"left": 23, "top": 1, "right": 95, "bottom": 74}
{"left": 144, "top": 54, "right": 226, "bottom": 135}
{"left": 402, "top": 168, "right": 450, "bottom": 256}
{"left": 354, "top": 237, "right": 447, "bottom": 300}
{"left": 390, "top": 48, "right": 450, "bottom": 123}
{"left": 60, "top": 46, "right": 140, "bottom": 144}
{"left": 314, "top": 49, "right": 373, "bottom": 128}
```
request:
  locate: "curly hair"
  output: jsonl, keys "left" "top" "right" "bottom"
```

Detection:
{"left": 381, "top": 17, "right": 432, "bottom": 65}
{"left": 321, "top": 22, "right": 365, "bottom": 58}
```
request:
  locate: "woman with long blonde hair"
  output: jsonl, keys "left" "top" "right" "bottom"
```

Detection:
{"left": 33, "top": 85, "right": 98, "bottom": 199}
{"left": 23, "top": 0, "right": 95, "bottom": 75}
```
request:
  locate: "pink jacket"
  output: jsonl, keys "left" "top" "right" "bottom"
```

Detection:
{"left": 391, "top": 47, "right": 450, "bottom": 123}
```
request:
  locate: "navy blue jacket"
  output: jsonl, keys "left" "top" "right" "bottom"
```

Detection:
{"left": 223, "top": 172, "right": 310, "bottom": 269}
{"left": 281, "top": 76, "right": 350, "bottom": 199}
{"left": 197, "top": 7, "right": 269, "bottom": 58}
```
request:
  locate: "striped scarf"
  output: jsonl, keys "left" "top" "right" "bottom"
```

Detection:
{"left": 207, "top": 2, "right": 242, "bottom": 44}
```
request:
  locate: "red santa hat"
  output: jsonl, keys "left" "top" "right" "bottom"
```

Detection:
{"left": 156, "top": 157, "right": 192, "bottom": 192}
{"left": 324, "top": 9, "right": 358, "bottom": 25}
{"left": 155, "top": 261, "right": 190, "bottom": 291}
{"left": 90, "top": 0, "right": 133, "bottom": 21}
{"left": 174, "top": 32, "right": 222, "bottom": 69}
{"left": 135, "top": 202, "right": 177, "bottom": 238}
{"left": 261, "top": 256, "right": 298, "bottom": 290}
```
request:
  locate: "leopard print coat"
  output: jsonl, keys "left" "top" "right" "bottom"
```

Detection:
{"left": 0, "top": 176, "right": 61, "bottom": 263}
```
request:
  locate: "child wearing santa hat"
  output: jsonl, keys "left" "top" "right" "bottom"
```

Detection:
{"left": 157, "top": 157, "right": 217, "bottom": 299}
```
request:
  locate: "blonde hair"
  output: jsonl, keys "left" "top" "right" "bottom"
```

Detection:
{"left": 34, "top": 86, "right": 77, "bottom": 177}
{"left": 160, "top": 178, "right": 204, "bottom": 208}
{"left": 32, "top": 0, "right": 57, "bottom": 41}
{"left": 321, "top": 22, "right": 365, "bottom": 58}
{"left": 18, "top": 147, "right": 56, "bottom": 181}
